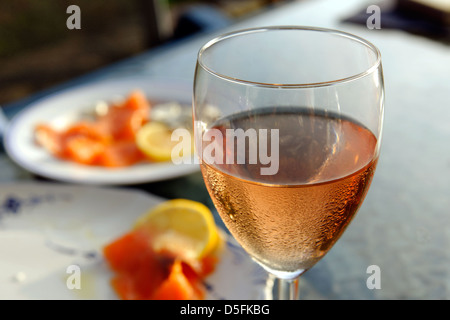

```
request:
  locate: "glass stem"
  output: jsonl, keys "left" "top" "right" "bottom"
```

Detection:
{"left": 277, "top": 277, "right": 299, "bottom": 300}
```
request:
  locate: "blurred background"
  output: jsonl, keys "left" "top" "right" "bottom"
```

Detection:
{"left": 0, "top": 0, "right": 289, "bottom": 107}
{"left": 1, "top": 0, "right": 448, "bottom": 107}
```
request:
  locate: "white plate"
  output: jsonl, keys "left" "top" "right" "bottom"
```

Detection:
{"left": 0, "top": 182, "right": 267, "bottom": 300}
{"left": 3, "top": 77, "right": 199, "bottom": 185}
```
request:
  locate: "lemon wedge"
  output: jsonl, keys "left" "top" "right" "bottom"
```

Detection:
{"left": 134, "top": 199, "right": 221, "bottom": 260}
{"left": 136, "top": 122, "right": 178, "bottom": 162}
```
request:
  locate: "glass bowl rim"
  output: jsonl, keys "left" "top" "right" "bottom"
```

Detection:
{"left": 197, "top": 25, "right": 382, "bottom": 89}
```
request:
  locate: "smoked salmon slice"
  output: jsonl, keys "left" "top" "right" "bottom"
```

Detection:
{"left": 34, "top": 90, "right": 151, "bottom": 167}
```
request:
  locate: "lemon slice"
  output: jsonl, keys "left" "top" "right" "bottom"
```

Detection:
{"left": 134, "top": 199, "right": 220, "bottom": 260}
{"left": 135, "top": 122, "right": 177, "bottom": 162}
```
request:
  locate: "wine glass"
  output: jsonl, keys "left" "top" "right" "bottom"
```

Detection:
{"left": 193, "top": 26, "right": 384, "bottom": 300}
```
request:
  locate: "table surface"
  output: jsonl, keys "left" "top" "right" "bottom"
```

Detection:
{"left": 1, "top": 0, "right": 450, "bottom": 299}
